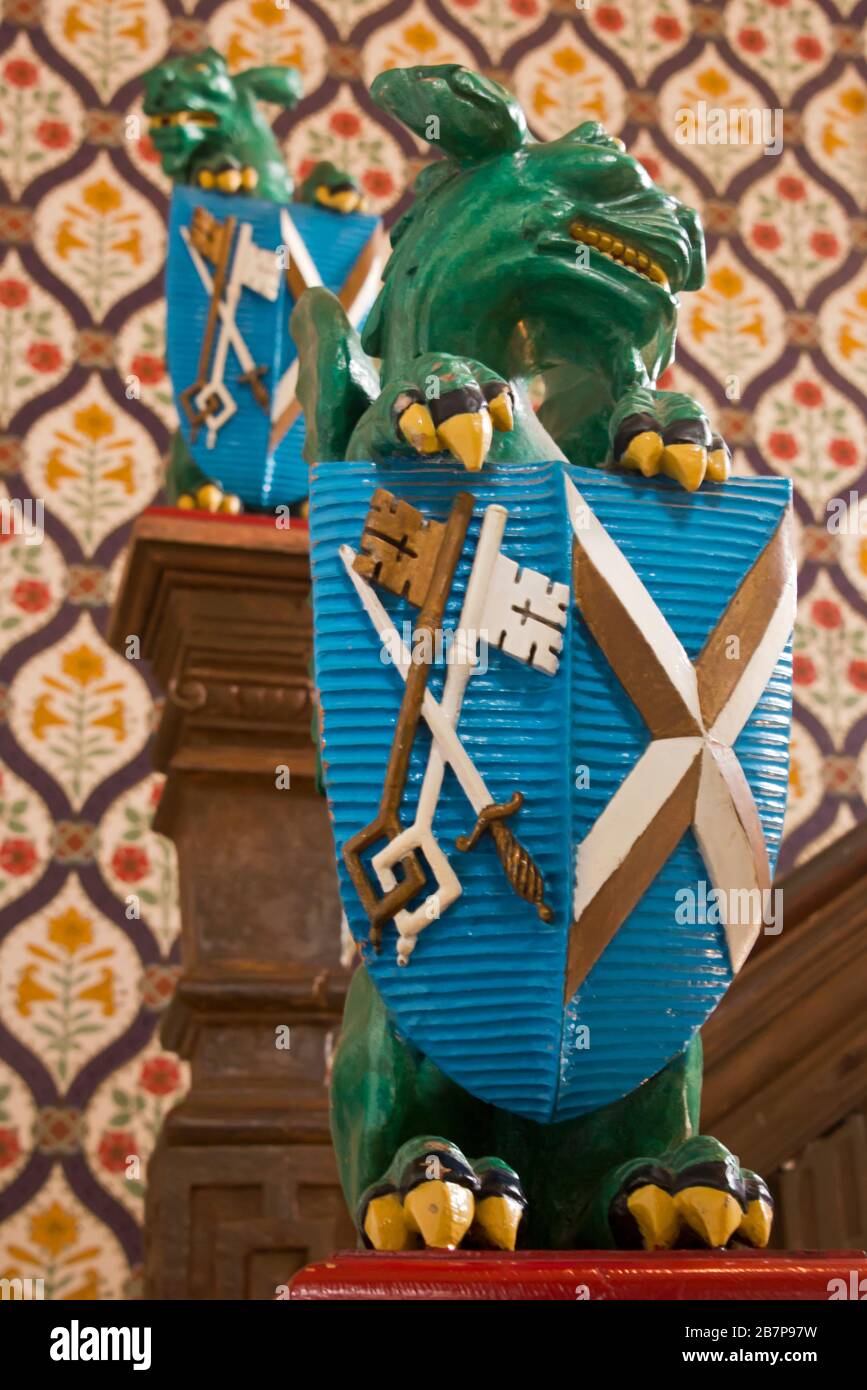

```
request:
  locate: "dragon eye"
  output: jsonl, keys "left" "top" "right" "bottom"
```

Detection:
{"left": 194, "top": 62, "right": 208, "bottom": 72}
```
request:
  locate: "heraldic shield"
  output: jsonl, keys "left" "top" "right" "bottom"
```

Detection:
{"left": 166, "top": 185, "right": 382, "bottom": 507}
{"left": 310, "top": 458, "right": 795, "bottom": 1126}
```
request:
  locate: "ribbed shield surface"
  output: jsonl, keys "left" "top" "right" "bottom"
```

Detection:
{"left": 310, "top": 458, "right": 793, "bottom": 1123}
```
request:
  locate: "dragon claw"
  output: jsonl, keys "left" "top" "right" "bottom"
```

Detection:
{"left": 625, "top": 1182, "right": 680, "bottom": 1250}
{"left": 674, "top": 1185, "right": 744, "bottom": 1248}
{"left": 314, "top": 184, "right": 364, "bottom": 214}
{"left": 436, "top": 408, "right": 492, "bottom": 472}
{"left": 195, "top": 160, "right": 258, "bottom": 196}
{"left": 177, "top": 483, "right": 242, "bottom": 514}
{"left": 708, "top": 432, "right": 733, "bottom": 483}
{"left": 471, "top": 1158, "right": 528, "bottom": 1250}
{"left": 357, "top": 1139, "right": 526, "bottom": 1251}
{"left": 620, "top": 428, "right": 664, "bottom": 477}
{"left": 606, "top": 1139, "right": 772, "bottom": 1250}
{"left": 738, "top": 1172, "right": 774, "bottom": 1248}
{"left": 394, "top": 370, "right": 513, "bottom": 471}
{"left": 404, "top": 1178, "right": 476, "bottom": 1248}
{"left": 659, "top": 442, "right": 707, "bottom": 492}
{"left": 397, "top": 398, "right": 439, "bottom": 454}
{"left": 362, "top": 1189, "right": 416, "bottom": 1251}
{"left": 611, "top": 388, "right": 728, "bottom": 492}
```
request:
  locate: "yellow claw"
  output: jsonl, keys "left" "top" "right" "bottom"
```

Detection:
{"left": 620, "top": 429, "right": 664, "bottom": 477}
{"left": 660, "top": 443, "right": 707, "bottom": 492}
{"left": 363, "top": 1192, "right": 416, "bottom": 1252}
{"left": 436, "top": 410, "right": 492, "bottom": 472}
{"left": 177, "top": 493, "right": 196, "bottom": 510}
{"left": 487, "top": 390, "right": 514, "bottom": 434}
{"left": 315, "top": 185, "right": 364, "bottom": 214}
{"left": 240, "top": 166, "right": 259, "bottom": 192}
{"left": 739, "top": 1197, "right": 773, "bottom": 1249}
{"left": 216, "top": 169, "right": 243, "bottom": 194}
{"left": 707, "top": 446, "right": 731, "bottom": 483}
{"left": 675, "top": 1186, "right": 743, "bottom": 1248}
{"left": 403, "top": 1180, "right": 475, "bottom": 1249}
{"left": 197, "top": 170, "right": 216, "bottom": 190}
{"left": 218, "top": 493, "right": 243, "bottom": 515}
{"left": 473, "top": 1194, "right": 524, "bottom": 1251}
{"left": 399, "top": 401, "right": 439, "bottom": 455}
{"left": 626, "top": 1184, "right": 680, "bottom": 1250}
{"left": 195, "top": 483, "right": 224, "bottom": 513}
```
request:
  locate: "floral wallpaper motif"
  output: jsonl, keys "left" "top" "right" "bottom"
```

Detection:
{"left": 0, "top": 0, "right": 865, "bottom": 1297}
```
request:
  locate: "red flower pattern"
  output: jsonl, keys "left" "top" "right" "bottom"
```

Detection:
{"left": 0, "top": 279, "right": 28, "bottom": 308}
{"left": 98, "top": 1130, "right": 138, "bottom": 1174}
{"left": 26, "top": 341, "right": 63, "bottom": 373}
{"left": 793, "top": 655, "right": 816, "bottom": 686}
{"left": 111, "top": 845, "right": 150, "bottom": 883}
{"left": 12, "top": 579, "right": 51, "bottom": 612}
{"left": 0, "top": 1127, "right": 22, "bottom": 1169}
{"left": 829, "top": 438, "right": 856, "bottom": 468}
{"left": 139, "top": 1057, "right": 181, "bottom": 1096}
{"left": 361, "top": 168, "right": 394, "bottom": 198}
{"left": 793, "top": 380, "right": 823, "bottom": 408}
{"left": 4, "top": 59, "right": 38, "bottom": 87}
{"left": 36, "top": 120, "right": 71, "bottom": 150}
{"left": 329, "top": 110, "right": 361, "bottom": 138}
{"left": 768, "top": 431, "right": 798, "bottom": 459}
{"left": 752, "top": 223, "right": 781, "bottom": 250}
{"left": 0, "top": 838, "right": 38, "bottom": 876}
{"left": 811, "top": 600, "right": 842, "bottom": 630}
{"left": 130, "top": 353, "right": 165, "bottom": 386}
{"left": 809, "top": 231, "right": 838, "bottom": 259}
{"left": 848, "top": 660, "right": 867, "bottom": 692}
{"left": 596, "top": 5, "right": 624, "bottom": 31}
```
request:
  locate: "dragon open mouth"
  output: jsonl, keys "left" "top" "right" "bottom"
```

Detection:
{"left": 569, "top": 220, "right": 670, "bottom": 292}
{"left": 149, "top": 111, "right": 219, "bottom": 130}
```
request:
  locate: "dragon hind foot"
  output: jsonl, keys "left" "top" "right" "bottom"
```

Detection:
{"left": 358, "top": 1137, "right": 527, "bottom": 1252}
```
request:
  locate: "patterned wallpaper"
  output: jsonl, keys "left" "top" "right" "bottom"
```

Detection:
{"left": 0, "top": 0, "right": 864, "bottom": 1299}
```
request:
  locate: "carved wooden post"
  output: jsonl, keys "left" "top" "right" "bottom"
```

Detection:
{"left": 109, "top": 509, "right": 353, "bottom": 1300}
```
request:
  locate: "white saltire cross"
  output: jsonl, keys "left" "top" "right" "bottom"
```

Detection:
{"left": 565, "top": 474, "right": 795, "bottom": 1000}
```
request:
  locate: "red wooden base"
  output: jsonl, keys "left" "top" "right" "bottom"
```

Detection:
{"left": 288, "top": 1249, "right": 867, "bottom": 1300}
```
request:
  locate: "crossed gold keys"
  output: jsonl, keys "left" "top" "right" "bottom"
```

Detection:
{"left": 341, "top": 488, "right": 569, "bottom": 960}
{"left": 339, "top": 479, "right": 794, "bottom": 983}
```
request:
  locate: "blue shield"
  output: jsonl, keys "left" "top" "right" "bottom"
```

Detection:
{"left": 310, "top": 459, "right": 793, "bottom": 1123}
{"left": 166, "top": 186, "right": 382, "bottom": 507}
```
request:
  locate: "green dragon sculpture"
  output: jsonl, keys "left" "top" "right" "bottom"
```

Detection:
{"left": 293, "top": 65, "right": 774, "bottom": 1256}
{"left": 143, "top": 48, "right": 363, "bottom": 510}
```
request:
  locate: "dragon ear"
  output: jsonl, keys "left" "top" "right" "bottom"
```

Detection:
{"left": 234, "top": 64, "right": 303, "bottom": 109}
{"left": 371, "top": 64, "right": 528, "bottom": 163}
{"left": 561, "top": 120, "right": 625, "bottom": 151}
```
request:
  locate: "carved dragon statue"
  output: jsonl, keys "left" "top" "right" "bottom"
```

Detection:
{"left": 143, "top": 48, "right": 364, "bottom": 510}
{"left": 294, "top": 66, "right": 786, "bottom": 1255}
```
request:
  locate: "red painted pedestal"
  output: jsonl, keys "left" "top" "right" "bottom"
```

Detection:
{"left": 288, "top": 1249, "right": 867, "bottom": 1300}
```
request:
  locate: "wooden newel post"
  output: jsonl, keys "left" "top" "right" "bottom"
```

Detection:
{"left": 109, "top": 509, "right": 353, "bottom": 1300}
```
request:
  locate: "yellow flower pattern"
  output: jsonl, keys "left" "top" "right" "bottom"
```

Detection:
{"left": 0, "top": 876, "right": 139, "bottom": 1092}
{"left": 10, "top": 613, "right": 149, "bottom": 810}
{"left": 35, "top": 152, "right": 163, "bottom": 321}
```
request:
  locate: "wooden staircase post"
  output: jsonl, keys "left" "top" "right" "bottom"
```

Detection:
{"left": 109, "top": 510, "right": 353, "bottom": 1300}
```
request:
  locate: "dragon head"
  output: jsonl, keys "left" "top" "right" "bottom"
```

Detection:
{"left": 366, "top": 66, "right": 705, "bottom": 431}
{"left": 142, "top": 48, "right": 301, "bottom": 185}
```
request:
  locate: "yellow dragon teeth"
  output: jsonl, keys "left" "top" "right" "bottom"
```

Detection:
{"left": 569, "top": 221, "right": 669, "bottom": 291}
{"left": 149, "top": 111, "right": 218, "bottom": 129}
